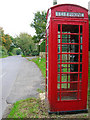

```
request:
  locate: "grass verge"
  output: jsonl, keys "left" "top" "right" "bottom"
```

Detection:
{"left": 31, "top": 57, "right": 46, "bottom": 78}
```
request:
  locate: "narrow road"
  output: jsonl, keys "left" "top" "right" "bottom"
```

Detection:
{"left": 1, "top": 56, "right": 44, "bottom": 118}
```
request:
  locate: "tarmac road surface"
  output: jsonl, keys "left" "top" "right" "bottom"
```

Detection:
{"left": 0, "top": 55, "right": 44, "bottom": 119}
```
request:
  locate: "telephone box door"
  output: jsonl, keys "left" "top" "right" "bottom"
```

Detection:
{"left": 51, "top": 21, "right": 88, "bottom": 112}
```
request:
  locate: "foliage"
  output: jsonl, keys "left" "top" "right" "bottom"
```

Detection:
{"left": 0, "top": 27, "right": 13, "bottom": 53}
{"left": 15, "top": 33, "right": 35, "bottom": 56}
{"left": 40, "top": 41, "right": 45, "bottom": 52}
{"left": 0, "top": 45, "right": 8, "bottom": 57}
{"left": 31, "top": 11, "right": 47, "bottom": 43}
{"left": 8, "top": 52, "right": 13, "bottom": 56}
{"left": 31, "top": 50, "right": 39, "bottom": 56}
{"left": 3, "top": 34, "right": 12, "bottom": 51}
{"left": 12, "top": 48, "right": 21, "bottom": 55}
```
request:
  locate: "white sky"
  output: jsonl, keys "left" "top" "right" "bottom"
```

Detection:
{"left": 0, "top": 0, "right": 89, "bottom": 37}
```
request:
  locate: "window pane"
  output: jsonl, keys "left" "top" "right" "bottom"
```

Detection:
{"left": 62, "top": 64, "right": 78, "bottom": 72}
{"left": 57, "top": 92, "right": 60, "bottom": 101}
{"left": 58, "top": 74, "right": 60, "bottom": 82}
{"left": 58, "top": 24, "right": 60, "bottom": 33}
{"left": 58, "top": 44, "right": 60, "bottom": 53}
{"left": 57, "top": 83, "right": 60, "bottom": 90}
{"left": 61, "top": 83, "right": 78, "bottom": 91}
{"left": 58, "top": 34, "right": 60, "bottom": 38}
{"left": 61, "top": 92, "right": 77, "bottom": 100}
{"left": 80, "top": 74, "right": 82, "bottom": 81}
{"left": 62, "top": 54, "right": 79, "bottom": 63}
{"left": 80, "top": 26, "right": 82, "bottom": 34}
{"left": 61, "top": 74, "right": 78, "bottom": 82}
{"left": 80, "top": 45, "right": 82, "bottom": 53}
{"left": 80, "top": 64, "right": 82, "bottom": 72}
{"left": 58, "top": 54, "right": 60, "bottom": 63}
{"left": 62, "top": 64, "right": 70, "bottom": 72}
{"left": 58, "top": 64, "right": 60, "bottom": 72}
{"left": 80, "top": 54, "right": 82, "bottom": 62}
{"left": 62, "top": 25, "right": 79, "bottom": 33}
{"left": 58, "top": 38, "right": 60, "bottom": 43}
{"left": 80, "top": 35, "right": 82, "bottom": 43}
{"left": 62, "top": 45, "right": 79, "bottom": 53}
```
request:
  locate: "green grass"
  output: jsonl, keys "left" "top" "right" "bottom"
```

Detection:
{"left": 31, "top": 57, "right": 46, "bottom": 78}
{"left": 8, "top": 98, "right": 40, "bottom": 118}
{"left": 0, "top": 55, "right": 8, "bottom": 58}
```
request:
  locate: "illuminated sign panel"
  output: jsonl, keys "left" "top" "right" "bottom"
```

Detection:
{"left": 56, "top": 11, "right": 84, "bottom": 17}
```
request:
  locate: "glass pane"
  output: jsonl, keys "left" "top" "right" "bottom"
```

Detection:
{"left": 58, "top": 64, "right": 60, "bottom": 72}
{"left": 62, "top": 25, "right": 79, "bottom": 33}
{"left": 80, "top": 26, "right": 82, "bottom": 34}
{"left": 61, "top": 83, "right": 78, "bottom": 91}
{"left": 80, "top": 54, "right": 82, "bottom": 62}
{"left": 62, "top": 38, "right": 70, "bottom": 43}
{"left": 58, "top": 24, "right": 60, "bottom": 33}
{"left": 57, "top": 92, "right": 60, "bottom": 101}
{"left": 58, "top": 74, "right": 60, "bottom": 82}
{"left": 57, "top": 83, "right": 60, "bottom": 90}
{"left": 58, "top": 44, "right": 60, "bottom": 53}
{"left": 61, "top": 92, "right": 77, "bottom": 100}
{"left": 58, "top": 34, "right": 60, "bottom": 38}
{"left": 61, "top": 74, "right": 78, "bottom": 82}
{"left": 80, "top": 74, "right": 82, "bottom": 81}
{"left": 62, "top": 35, "right": 79, "bottom": 43}
{"left": 80, "top": 35, "right": 82, "bottom": 43}
{"left": 80, "top": 45, "right": 82, "bottom": 53}
{"left": 80, "top": 64, "right": 82, "bottom": 72}
{"left": 58, "top": 38, "right": 60, "bottom": 43}
{"left": 62, "top": 54, "right": 79, "bottom": 63}
{"left": 62, "top": 64, "right": 78, "bottom": 72}
{"left": 70, "top": 64, "right": 78, "bottom": 72}
{"left": 62, "top": 45, "right": 79, "bottom": 53}
{"left": 62, "top": 64, "right": 70, "bottom": 72}
{"left": 71, "top": 35, "right": 79, "bottom": 43}
{"left": 61, "top": 83, "right": 70, "bottom": 89}
{"left": 62, "top": 34, "right": 68, "bottom": 38}
{"left": 58, "top": 54, "right": 60, "bottom": 63}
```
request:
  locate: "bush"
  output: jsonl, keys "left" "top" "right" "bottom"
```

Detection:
{"left": 40, "top": 41, "right": 45, "bottom": 52}
{"left": 12, "top": 48, "right": 21, "bottom": 55}
{"left": 31, "top": 51, "right": 39, "bottom": 56}
{"left": 8, "top": 52, "right": 13, "bottom": 56}
{"left": 0, "top": 45, "right": 8, "bottom": 57}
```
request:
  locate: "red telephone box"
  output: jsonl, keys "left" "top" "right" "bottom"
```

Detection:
{"left": 46, "top": 4, "right": 89, "bottom": 113}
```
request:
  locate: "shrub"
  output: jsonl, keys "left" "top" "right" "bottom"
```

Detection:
{"left": 40, "top": 41, "right": 45, "bottom": 52}
{"left": 31, "top": 51, "right": 39, "bottom": 56}
{"left": 0, "top": 45, "right": 8, "bottom": 57}
{"left": 12, "top": 48, "right": 21, "bottom": 55}
{"left": 8, "top": 52, "right": 13, "bottom": 56}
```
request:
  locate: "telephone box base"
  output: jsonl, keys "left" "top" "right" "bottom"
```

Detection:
{"left": 48, "top": 109, "right": 88, "bottom": 115}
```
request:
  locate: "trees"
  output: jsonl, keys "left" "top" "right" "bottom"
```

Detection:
{"left": 15, "top": 33, "right": 35, "bottom": 56}
{"left": 31, "top": 11, "right": 47, "bottom": 43}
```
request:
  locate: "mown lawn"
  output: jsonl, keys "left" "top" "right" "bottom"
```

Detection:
{"left": 8, "top": 54, "right": 90, "bottom": 118}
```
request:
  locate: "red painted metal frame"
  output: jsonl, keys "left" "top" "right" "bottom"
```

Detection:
{"left": 46, "top": 4, "right": 89, "bottom": 112}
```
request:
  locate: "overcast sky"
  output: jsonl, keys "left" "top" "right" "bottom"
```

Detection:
{"left": 0, "top": 0, "right": 89, "bottom": 37}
